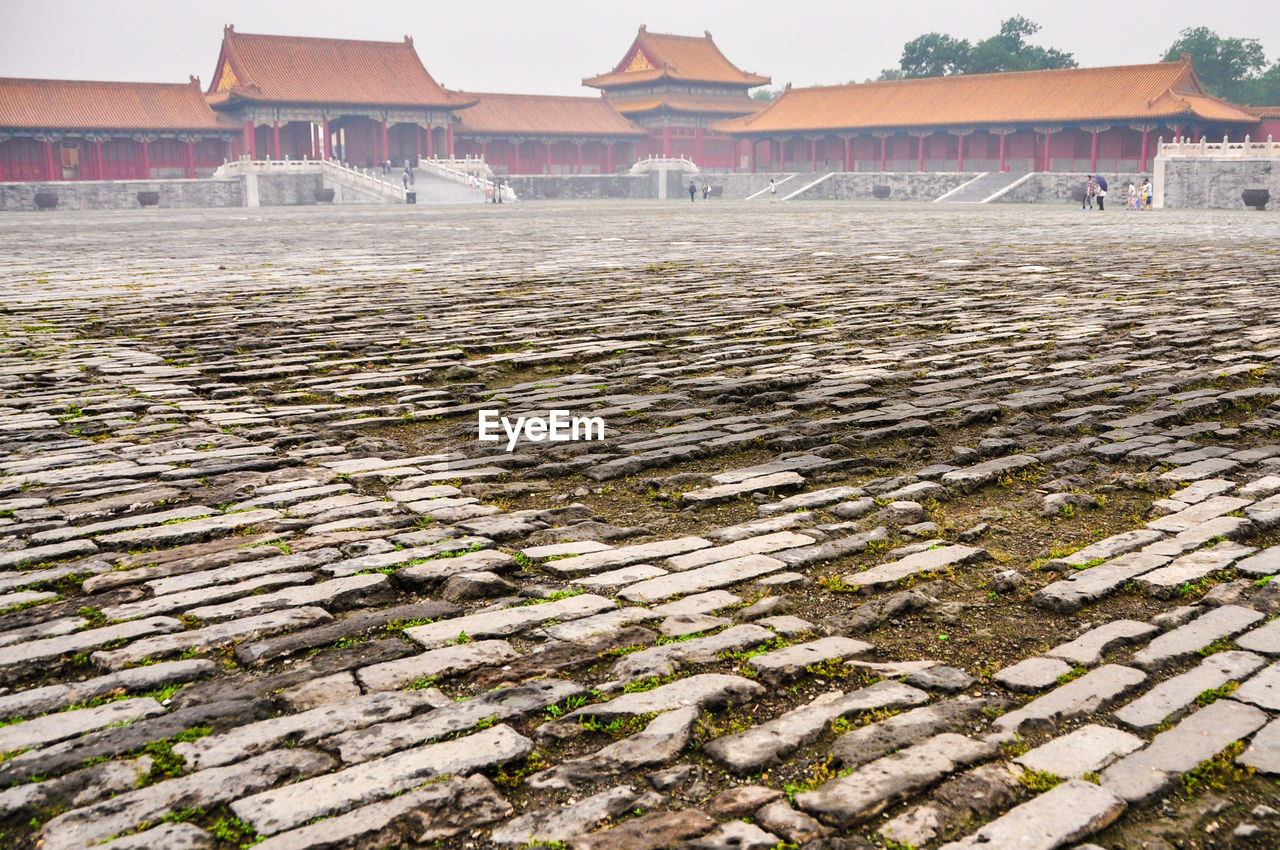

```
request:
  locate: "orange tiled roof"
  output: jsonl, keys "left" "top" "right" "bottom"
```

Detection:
{"left": 609, "top": 92, "right": 767, "bottom": 118}
{"left": 716, "top": 59, "right": 1259, "bottom": 134}
{"left": 1244, "top": 105, "right": 1280, "bottom": 118}
{"left": 210, "top": 27, "right": 467, "bottom": 109}
{"left": 0, "top": 77, "right": 225, "bottom": 131}
{"left": 584, "top": 27, "right": 769, "bottom": 89}
{"left": 455, "top": 93, "right": 646, "bottom": 137}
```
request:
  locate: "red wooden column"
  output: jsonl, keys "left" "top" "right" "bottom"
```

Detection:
{"left": 92, "top": 140, "right": 103, "bottom": 180}
{"left": 513, "top": 141, "right": 521, "bottom": 173}
{"left": 694, "top": 128, "right": 703, "bottom": 163}
{"left": 956, "top": 134, "right": 964, "bottom": 171}
{"left": 917, "top": 133, "right": 925, "bottom": 172}
{"left": 415, "top": 125, "right": 422, "bottom": 161}
{"left": 777, "top": 138, "right": 785, "bottom": 170}
{"left": 322, "top": 117, "right": 331, "bottom": 159}
{"left": 879, "top": 134, "right": 888, "bottom": 171}
{"left": 998, "top": 131, "right": 1007, "bottom": 171}
{"left": 426, "top": 125, "right": 434, "bottom": 158}
{"left": 0, "top": 151, "right": 5, "bottom": 182}
{"left": 480, "top": 140, "right": 488, "bottom": 161}
{"left": 810, "top": 138, "right": 818, "bottom": 172}
{"left": 605, "top": 141, "right": 613, "bottom": 174}
{"left": 272, "top": 121, "right": 281, "bottom": 159}
{"left": 446, "top": 124, "right": 454, "bottom": 158}
{"left": 662, "top": 126, "right": 671, "bottom": 158}
{"left": 1139, "top": 126, "right": 1150, "bottom": 172}
{"left": 141, "top": 139, "right": 150, "bottom": 178}
{"left": 1090, "top": 128, "right": 1099, "bottom": 172}
{"left": 184, "top": 140, "right": 195, "bottom": 178}
{"left": 44, "top": 140, "right": 56, "bottom": 180}
{"left": 545, "top": 141, "right": 552, "bottom": 174}
{"left": 843, "top": 137, "right": 851, "bottom": 172}
{"left": 749, "top": 139, "right": 757, "bottom": 173}
{"left": 380, "top": 119, "right": 389, "bottom": 162}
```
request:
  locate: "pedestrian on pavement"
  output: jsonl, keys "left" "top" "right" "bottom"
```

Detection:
{"left": 769, "top": 178, "right": 778, "bottom": 202}
{"left": 1083, "top": 176, "right": 1096, "bottom": 210}
{"left": 1095, "top": 175, "right": 1108, "bottom": 210}
{"left": 688, "top": 180, "right": 697, "bottom": 202}
{"left": 1127, "top": 181, "right": 1138, "bottom": 210}
{"left": 702, "top": 180, "right": 710, "bottom": 200}
{"left": 1140, "top": 178, "right": 1152, "bottom": 209}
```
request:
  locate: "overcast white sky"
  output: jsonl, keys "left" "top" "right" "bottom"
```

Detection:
{"left": 1, "top": 1, "right": 1276, "bottom": 95}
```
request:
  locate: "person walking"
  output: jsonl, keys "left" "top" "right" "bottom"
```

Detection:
{"left": 702, "top": 180, "right": 710, "bottom": 200}
{"left": 1126, "top": 181, "right": 1137, "bottom": 210}
{"left": 1140, "top": 178, "right": 1152, "bottom": 209}
{"left": 1095, "top": 175, "right": 1107, "bottom": 210}
{"left": 768, "top": 178, "right": 778, "bottom": 203}
{"left": 688, "top": 180, "right": 697, "bottom": 202}
{"left": 1083, "top": 176, "right": 1096, "bottom": 210}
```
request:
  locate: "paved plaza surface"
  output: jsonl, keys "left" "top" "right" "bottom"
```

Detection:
{"left": 1, "top": 201, "right": 1279, "bottom": 849}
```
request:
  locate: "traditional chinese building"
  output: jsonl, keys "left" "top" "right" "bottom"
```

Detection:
{"left": 205, "top": 26, "right": 475, "bottom": 166}
{"left": 0, "top": 77, "right": 234, "bottom": 181}
{"left": 1245, "top": 106, "right": 1280, "bottom": 141}
{"left": 583, "top": 27, "right": 769, "bottom": 170}
{"left": 715, "top": 58, "right": 1260, "bottom": 174}
{"left": 452, "top": 93, "right": 646, "bottom": 174}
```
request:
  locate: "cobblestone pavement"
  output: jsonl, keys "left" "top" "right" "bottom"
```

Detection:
{"left": 2, "top": 201, "right": 1280, "bottom": 850}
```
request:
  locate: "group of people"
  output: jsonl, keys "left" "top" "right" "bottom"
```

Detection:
{"left": 687, "top": 179, "right": 712, "bottom": 201}
{"left": 1083, "top": 175, "right": 1153, "bottom": 210}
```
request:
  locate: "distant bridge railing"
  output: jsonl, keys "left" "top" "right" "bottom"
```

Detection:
{"left": 215, "top": 156, "right": 405, "bottom": 202}
{"left": 214, "top": 155, "right": 517, "bottom": 202}
{"left": 1157, "top": 135, "right": 1279, "bottom": 158}
{"left": 629, "top": 155, "right": 700, "bottom": 174}
{"left": 417, "top": 156, "right": 517, "bottom": 202}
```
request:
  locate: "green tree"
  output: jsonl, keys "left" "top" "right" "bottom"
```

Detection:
{"left": 1235, "top": 62, "right": 1280, "bottom": 106}
{"left": 751, "top": 87, "right": 782, "bottom": 102}
{"left": 897, "top": 32, "right": 973, "bottom": 78}
{"left": 1162, "top": 27, "right": 1267, "bottom": 101}
{"left": 883, "top": 17, "right": 1075, "bottom": 80}
{"left": 969, "top": 16, "right": 1077, "bottom": 74}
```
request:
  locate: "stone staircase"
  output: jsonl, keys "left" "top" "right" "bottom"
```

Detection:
{"left": 934, "top": 170, "right": 1029, "bottom": 203}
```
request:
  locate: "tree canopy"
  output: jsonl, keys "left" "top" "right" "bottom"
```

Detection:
{"left": 1162, "top": 27, "right": 1280, "bottom": 106}
{"left": 880, "top": 17, "right": 1076, "bottom": 80}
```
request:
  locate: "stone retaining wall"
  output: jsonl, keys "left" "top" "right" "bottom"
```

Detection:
{"left": 1156, "top": 158, "right": 1278, "bottom": 209}
{"left": 504, "top": 174, "right": 654, "bottom": 200}
{"left": 994, "top": 172, "right": 1148, "bottom": 206}
{"left": 0, "top": 173, "right": 341, "bottom": 212}
{"left": 0, "top": 178, "right": 245, "bottom": 211}
{"left": 793, "top": 172, "right": 976, "bottom": 202}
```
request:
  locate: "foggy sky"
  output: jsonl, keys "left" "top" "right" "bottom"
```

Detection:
{"left": 2, "top": 0, "right": 1277, "bottom": 96}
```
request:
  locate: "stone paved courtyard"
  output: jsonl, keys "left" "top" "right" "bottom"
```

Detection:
{"left": 1, "top": 201, "right": 1279, "bottom": 850}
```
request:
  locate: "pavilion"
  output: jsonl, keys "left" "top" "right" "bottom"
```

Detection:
{"left": 715, "top": 58, "right": 1261, "bottom": 173}
{"left": 584, "top": 27, "right": 770, "bottom": 169}
{"left": 0, "top": 77, "right": 234, "bottom": 181}
{"left": 452, "top": 93, "right": 646, "bottom": 175}
{"left": 205, "top": 26, "right": 476, "bottom": 167}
